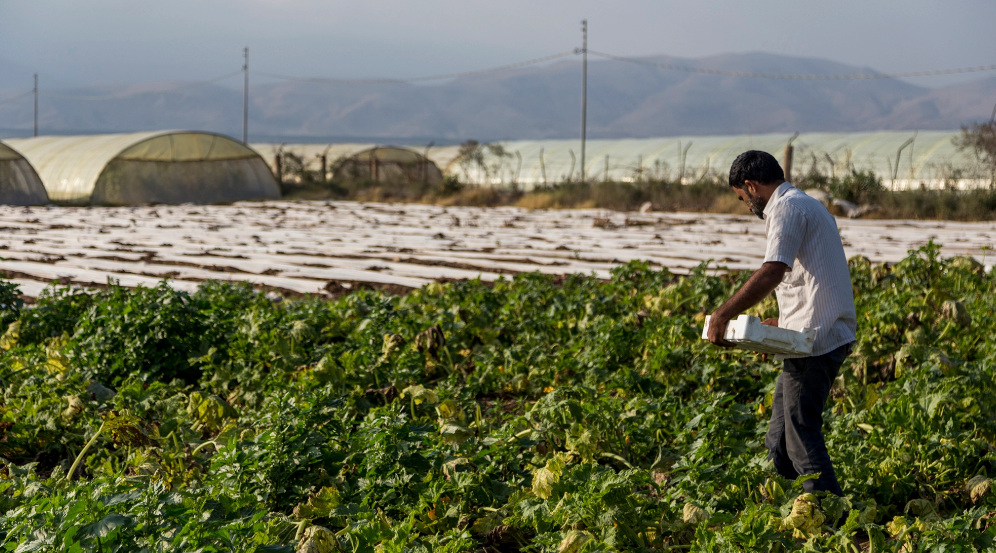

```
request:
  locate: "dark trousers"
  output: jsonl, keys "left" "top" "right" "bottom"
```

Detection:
{"left": 765, "top": 342, "right": 852, "bottom": 496}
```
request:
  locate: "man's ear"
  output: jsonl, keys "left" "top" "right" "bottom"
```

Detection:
{"left": 743, "top": 180, "right": 759, "bottom": 195}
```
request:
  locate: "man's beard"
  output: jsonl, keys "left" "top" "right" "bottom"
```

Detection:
{"left": 744, "top": 190, "right": 767, "bottom": 220}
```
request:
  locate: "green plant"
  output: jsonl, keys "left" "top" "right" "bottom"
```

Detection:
{"left": 1, "top": 247, "right": 996, "bottom": 550}
{"left": 70, "top": 282, "right": 207, "bottom": 386}
{"left": 822, "top": 169, "right": 885, "bottom": 204}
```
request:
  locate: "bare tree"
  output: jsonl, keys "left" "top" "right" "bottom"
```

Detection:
{"left": 458, "top": 140, "right": 485, "bottom": 184}
{"left": 484, "top": 143, "right": 514, "bottom": 184}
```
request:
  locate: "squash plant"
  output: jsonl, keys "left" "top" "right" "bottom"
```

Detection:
{"left": 0, "top": 243, "right": 994, "bottom": 551}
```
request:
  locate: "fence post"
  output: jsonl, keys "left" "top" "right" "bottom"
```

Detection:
{"left": 783, "top": 132, "right": 798, "bottom": 183}
{"left": 540, "top": 148, "right": 547, "bottom": 185}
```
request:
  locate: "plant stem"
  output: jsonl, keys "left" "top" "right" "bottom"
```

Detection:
{"left": 295, "top": 519, "right": 309, "bottom": 541}
{"left": 65, "top": 421, "right": 105, "bottom": 481}
{"left": 191, "top": 440, "right": 218, "bottom": 456}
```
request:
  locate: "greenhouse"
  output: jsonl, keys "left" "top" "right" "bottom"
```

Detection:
{"left": 252, "top": 143, "right": 443, "bottom": 186}
{"left": 430, "top": 130, "right": 985, "bottom": 191}
{"left": 0, "top": 141, "right": 49, "bottom": 205}
{"left": 7, "top": 131, "right": 280, "bottom": 206}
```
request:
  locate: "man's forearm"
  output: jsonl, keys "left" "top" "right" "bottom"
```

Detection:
{"left": 714, "top": 262, "right": 787, "bottom": 320}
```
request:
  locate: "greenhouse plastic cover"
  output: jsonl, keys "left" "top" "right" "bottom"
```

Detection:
{"left": 8, "top": 131, "right": 271, "bottom": 204}
{"left": 250, "top": 144, "right": 438, "bottom": 174}
{"left": 0, "top": 140, "right": 50, "bottom": 205}
{"left": 0, "top": 142, "right": 23, "bottom": 162}
{"left": 426, "top": 130, "right": 980, "bottom": 190}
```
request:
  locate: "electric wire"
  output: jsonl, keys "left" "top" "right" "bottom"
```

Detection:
{"left": 588, "top": 50, "right": 996, "bottom": 80}
{"left": 251, "top": 51, "right": 576, "bottom": 84}
{"left": 39, "top": 71, "right": 243, "bottom": 101}
{"left": 0, "top": 90, "right": 33, "bottom": 106}
{"left": 6, "top": 49, "right": 995, "bottom": 105}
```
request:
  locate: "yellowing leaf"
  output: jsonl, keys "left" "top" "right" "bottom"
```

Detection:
{"left": 682, "top": 502, "right": 709, "bottom": 524}
{"left": 967, "top": 475, "right": 992, "bottom": 503}
{"left": 941, "top": 300, "right": 972, "bottom": 327}
{"left": 439, "top": 423, "right": 472, "bottom": 445}
{"left": 532, "top": 453, "right": 568, "bottom": 499}
{"left": 187, "top": 392, "right": 238, "bottom": 433}
{"left": 296, "top": 525, "right": 338, "bottom": 553}
{"left": 62, "top": 395, "right": 85, "bottom": 420}
{"left": 381, "top": 333, "right": 405, "bottom": 357}
{"left": 103, "top": 411, "right": 153, "bottom": 447}
{"left": 312, "top": 355, "right": 343, "bottom": 385}
{"left": 45, "top": 345, "right": 71, "bottom": 374}
{"left": 289, "top": 320, "right": 313, "bottom": 341}
{"left": 532, "top": 467, "right": 557, "bottom": 499}
{"left": 400, "top": 384, "right": 438, "bottom": 405}
{"left": 558, "top": 530, "right": 591, "bottom": 553}
{"left": 293, "top": 486, "right": 341, "bottom": 519}
{"left": 905, "top": 499, "right": 940, "bottom": 521}
{"left": 778, "top": 493, "right": 825, "bottom": 538}
{"left": 0, "top": 320, "right": 20, "bottom": 350}
{"left": 565, "top": 423, "right": 599, "bottom": 462}
{"left": 436, "top": 399, "right": 465, "bottom": 423}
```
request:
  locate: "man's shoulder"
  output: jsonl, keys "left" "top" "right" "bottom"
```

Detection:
{"left": 772, "top": 186, "right": 828, "bottom": 217}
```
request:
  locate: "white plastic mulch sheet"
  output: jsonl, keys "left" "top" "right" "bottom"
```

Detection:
{"left": 0, "top": 201, "right": 993, "bottom": 299}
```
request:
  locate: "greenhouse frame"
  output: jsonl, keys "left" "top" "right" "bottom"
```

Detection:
{"left": 0, "top": 141, "right": 49, "bottom": 205}
{"left": 7, "top": 131, "right": 280, "bottom": 206}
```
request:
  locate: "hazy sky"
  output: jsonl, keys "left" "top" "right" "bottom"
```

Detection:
{"left": 2, "top": 0, "right": 995, "bottom": 89}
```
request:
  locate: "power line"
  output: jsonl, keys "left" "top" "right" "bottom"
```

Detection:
{"left": 39, "top": 71, "right": 243, "bottom": 101}
{"left": 589, "top": 50, "right": 996, "bottom": 80}
{"left": 0, "top": 90, "right": 33, "bottom": 106}
{"left": 9, "top": 51, "right": 995, "bottom": 103}
{"left": 251, "top": 51, "right": 577, "bottom": 84}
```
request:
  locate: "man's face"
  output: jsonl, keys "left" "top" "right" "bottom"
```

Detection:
{"left": 734, "top": 184, "right": 767, "bottom": 220}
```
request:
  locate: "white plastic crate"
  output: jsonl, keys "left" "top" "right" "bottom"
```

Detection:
{"left": 701, "top": 315, "right": 816, "bottom": 356}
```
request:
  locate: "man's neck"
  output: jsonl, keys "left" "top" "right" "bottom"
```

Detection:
{"left": 755, "top": 181, "right": 785, "bottom": 202}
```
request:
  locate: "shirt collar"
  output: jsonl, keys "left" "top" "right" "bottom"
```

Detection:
{"left": 762, "top": 182, "right": 792, "bottom": 219}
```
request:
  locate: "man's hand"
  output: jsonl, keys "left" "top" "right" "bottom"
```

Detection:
{"left": 762, "top": 318, "right": 779, "bottom": 327}
{"left": 706, "top": 262, "right": 788, "bottom": 349}
{"left": 707, "top": 315, "right": 735, "bottom": 348}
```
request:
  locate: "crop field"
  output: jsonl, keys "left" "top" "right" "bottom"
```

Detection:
{"left": 0, "top": 201, "right": 995, "bottom": 299}
{"left": 0, "top": 204, "right": 996, "bottom": 551}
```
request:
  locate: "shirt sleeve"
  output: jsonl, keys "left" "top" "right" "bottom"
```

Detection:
{"left": 764, "top": 203, "right": 807, "bottom": 269}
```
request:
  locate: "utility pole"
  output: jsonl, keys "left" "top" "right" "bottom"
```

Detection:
{"left": 33, "top": 74, "right": 38, "bottom": 137}
{"left": 243, "top": 47, "right": 249, "bottom": 144}
{"left": 579, "top": 19, "right": 588, "bottom": 183}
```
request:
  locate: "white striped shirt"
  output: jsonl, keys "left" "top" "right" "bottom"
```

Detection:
{"left": 763, "top": 182, "right": 857, "bottom": 358}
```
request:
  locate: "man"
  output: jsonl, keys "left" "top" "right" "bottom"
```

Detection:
{"left": 706, "top": 150, "right": 856, "bottom": 496}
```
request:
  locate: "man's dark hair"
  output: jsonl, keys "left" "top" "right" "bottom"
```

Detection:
{"left": 729, "top": 150, "right": 784, "bottom": 189}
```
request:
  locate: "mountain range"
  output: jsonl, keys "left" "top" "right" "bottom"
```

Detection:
{"left": 1, "top": 52, "right": 994, "bottom": 142}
